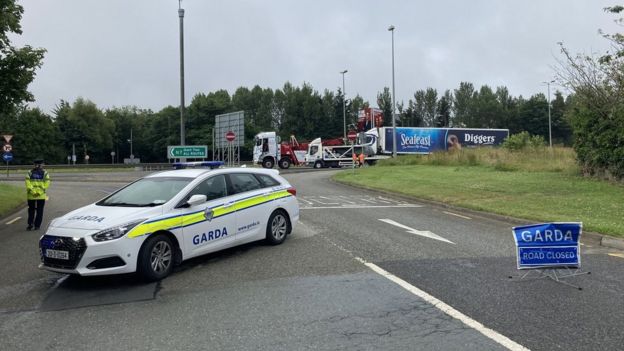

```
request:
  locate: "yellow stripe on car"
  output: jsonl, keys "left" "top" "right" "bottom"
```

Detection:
{"left": 126, "top": 190, "right": 291, "bottom": 239}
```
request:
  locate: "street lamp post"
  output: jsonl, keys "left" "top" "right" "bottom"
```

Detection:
{"left": 127, "top": 128, "right": 134, "bottom": 160}
{"left": 178, "top": 0, "right": 186, "bottom": 145}
{"left": 388, "top": 25, "right": 397, "bottom": 158}
{"left": 543, "top": 80, "right": 555, "bottom": 148}
{"left": 340, "top": 70, "right": 348, "bottom": 142}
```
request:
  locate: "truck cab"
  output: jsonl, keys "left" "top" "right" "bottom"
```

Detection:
{"left": 253, "top": 132, "right": 281, "bottom": 169}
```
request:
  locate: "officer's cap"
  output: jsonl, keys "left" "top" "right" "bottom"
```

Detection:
{"left": 33, "top": 159, "right": 44, "bottom": 165}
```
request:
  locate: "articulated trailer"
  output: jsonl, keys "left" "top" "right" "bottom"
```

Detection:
{"left": 370, "top": 127, "right": 510, "bottom": 154}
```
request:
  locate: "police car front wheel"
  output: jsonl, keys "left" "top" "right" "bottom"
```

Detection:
{"left": 266, "top": 210, "right": 290, "bottom": 245}
{"left": 138, "top": 234, "right": 174, "bottom": 281}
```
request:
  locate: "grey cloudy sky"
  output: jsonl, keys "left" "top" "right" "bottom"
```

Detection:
{"left": 13, "top": 0, "right": 621, "bottom": 113}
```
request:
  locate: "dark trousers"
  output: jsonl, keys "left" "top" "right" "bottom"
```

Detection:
{"left": 27, "top": 199, "right": 46, "bottom": 228}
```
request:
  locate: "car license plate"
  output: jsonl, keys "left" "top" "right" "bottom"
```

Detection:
{"left": 45, "top": 249, "right": 69, "bottom": 260}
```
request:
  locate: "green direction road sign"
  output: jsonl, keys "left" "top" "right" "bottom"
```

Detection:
{"left": 167, "top": 145, "right": 208, "bottom": 159}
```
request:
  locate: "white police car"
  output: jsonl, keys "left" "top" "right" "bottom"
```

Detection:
{"left": 39, "top": 164, "right": 299, "bottom": 281}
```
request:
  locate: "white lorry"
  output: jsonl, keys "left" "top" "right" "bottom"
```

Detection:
{"left": 252, "top": 131, "right": 308, "bottom": 169}
{"left": 304, "top": 131, "right": 390, "bottom": 169}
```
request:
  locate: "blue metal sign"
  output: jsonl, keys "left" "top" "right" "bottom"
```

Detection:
{"left": 512, "top": 222, "right": 582, "bottom": 269}
{"left": 2, "top": 152, "right": 12, "bottom": 162}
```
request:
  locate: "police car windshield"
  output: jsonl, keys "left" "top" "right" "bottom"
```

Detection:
{"left": 97, "top": 177, "right": 193, "bottom": 207}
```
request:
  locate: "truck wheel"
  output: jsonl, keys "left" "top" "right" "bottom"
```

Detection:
{"left": 262, "top": 157, "right": 275, "bottom": 169}
{"left": 266, "top": 210, "right": 291, "bottom": 245}
{"left": 138, "top": 234, "right": 174, "bottom": 281}
{"left": 314, "top": 161, "right": 324, "bottom": 169}
{"left": 278, "top": 158, "right": 291, "bottom": 169}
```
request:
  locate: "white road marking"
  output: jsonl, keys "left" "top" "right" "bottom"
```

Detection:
{"left": 308, "top": 198, "right": 339, "bottom": 205}
{"left": 359, "top": 197, "right": 378, "bottom": 204}
{"left": 5, "top": 216, "right": 21, "bottom": 225}
{"left": 356, "top": 257, "right": 530, "bottom": 351}
{"left": 319, "top": 196, "right": 342, "bottom": 204}
{"left": 337, "top": 196, "right": 357, "bottom": 204}
{"left": 375, "top": 197, "right": 392, "bottom": 203}
{"left": 379, "top": 218, "right": 455, "bottom": 244}
{"left": 297, "top": 197, "right": 314, "bottom": 205}
{"left": 378, "top": 196, "right": 406, "bottom": 204}
{"left": 300, "top": 204, "right": 422, "bottom": 210}
{"left": 443, "top": 211, "right": 472, "bottom": 220}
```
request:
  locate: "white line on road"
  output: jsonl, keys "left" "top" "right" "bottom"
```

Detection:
{"left": 297, "top": 197, "right": 314, "bottom": 205}
{"left": 357, "top": 257, "right": 530, "bottom": 351}
{"left": 337, "top": 196, "right": 357, "bottom": 204}
{"left": 5, "top": 216, "right": 21, "bottom": 225}
{"left": 308, "top": 198, "right": 339, "bottom": 205}
{"left": 300, "top": 204, "right": 422, "bottom": 210}
{"left": 443, "top": 211, "right": 472, "bottom": 220}
{"left": 379, "top": 218, "right": 455, "bottom": 244}
{"left": 359, "top": 197, "right": 378, "bottom": 204}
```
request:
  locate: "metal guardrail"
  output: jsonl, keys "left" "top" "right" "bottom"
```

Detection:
{"left": 3, "top": 163, "right": 182, "bottom": 171}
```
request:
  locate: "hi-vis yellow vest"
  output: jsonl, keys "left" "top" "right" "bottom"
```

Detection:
{"left": 25, "top": 169, "right": 50, "bottom": 200}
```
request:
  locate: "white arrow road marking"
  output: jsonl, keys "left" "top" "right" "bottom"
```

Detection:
{"left": 379, "top": 218, "right": 455, "bottom": 244}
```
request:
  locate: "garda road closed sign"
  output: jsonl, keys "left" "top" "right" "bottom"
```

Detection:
{"left": 167, "top": 145, "right": 208, "bottom": 159}
{"left": 512, "top": 222, "right": 582, "bottom": 269}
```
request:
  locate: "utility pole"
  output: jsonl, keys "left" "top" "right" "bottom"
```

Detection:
{"left": 388, "top": 25, "right": 397, "bottom": 158}
{"left": 340, "top": 70, "right": 348, "bottom": 142}
{"left": 543, "top": 80, "right": 555, "bottom": 148}
{"left": 178, "top": 0, "right": 186, "bottom": 145}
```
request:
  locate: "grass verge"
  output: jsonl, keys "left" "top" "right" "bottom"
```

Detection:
{"left": 0, "top": 183, "right": 25, "bottom": 218}
{"left": 334, "top": 149, "right": 624, "bottom": 238}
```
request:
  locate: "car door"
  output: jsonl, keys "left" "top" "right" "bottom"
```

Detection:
{"left": 226, "top": 173, "right": 270, "bottom": 242}
{"left": 180, "top": 174, "right": 237, "bottom": 257}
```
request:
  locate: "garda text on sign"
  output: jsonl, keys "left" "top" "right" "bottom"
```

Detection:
{"left": 512, "top": 222, "right": 582, "bottom": 269}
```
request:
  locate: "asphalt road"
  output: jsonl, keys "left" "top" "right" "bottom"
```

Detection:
{"left": 0, "top": 170, "right": 623, "bottom": 350}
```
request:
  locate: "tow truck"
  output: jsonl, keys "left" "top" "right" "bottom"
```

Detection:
{"left": 253, "top": 132, "right": 308, "bottom": 169}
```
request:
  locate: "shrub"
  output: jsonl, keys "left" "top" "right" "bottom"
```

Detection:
{"left": 502, "top": 132, "right": 545, "bottom": 151}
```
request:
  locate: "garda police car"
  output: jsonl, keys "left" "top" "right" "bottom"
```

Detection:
{"left": 39, "top": 163, "right": 299, "bottom": 281}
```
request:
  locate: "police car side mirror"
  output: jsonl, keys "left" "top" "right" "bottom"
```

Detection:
{"left": 187, "top": 194, "right": 207, "bottom": 207}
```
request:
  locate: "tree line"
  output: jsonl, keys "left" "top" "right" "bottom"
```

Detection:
{"left": 0, "top": 80, "right": 574, "bottom": 165}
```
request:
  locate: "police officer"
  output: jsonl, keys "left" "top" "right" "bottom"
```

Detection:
{"left": 25, "top": 159, "right": 50, "bottom": 230}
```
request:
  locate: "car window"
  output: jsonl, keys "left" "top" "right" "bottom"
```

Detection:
{"left": 255, "top": 174, "right": 280, "bottom": 187}
{"left": 229, "top": 173, "right": 263, "bottom": 194}
{"left": 97, "top": 177, "right": 193, "bottom": 207}
{"left": 187, "top": 175, "right": 227, "bottom": 201}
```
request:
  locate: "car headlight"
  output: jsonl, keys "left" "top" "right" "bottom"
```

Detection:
{"left": 92, "top": 219, "right": 146, "bottom": 242}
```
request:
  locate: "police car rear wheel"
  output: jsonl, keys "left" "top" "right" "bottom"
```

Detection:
{"left": 139, "top": 234, "right": 174, "bottom": 281}
{"left": 266, "top": 210, "right": 290, "bottom": 245}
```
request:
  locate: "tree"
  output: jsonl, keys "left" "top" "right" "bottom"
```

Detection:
{"left": 518, "top": 94, "right": 549, "bottom": 139}
{"left": 10, "top": 107, "right": 64, "bottom": 164}
{"left": 55, "top": 98, "right": 114, "bottom": 163}
{"left": 412, "top": 90, "right": 426, "bottom": 127}
{"left": 550, "top": 91, "right": 572, "bottom": 145}
{"left": 376, "top": 87, "right": 392, "bottom": 126}
{"left": 0, "top": 0, "right": 46, "bottom": 133}
{"left": 423, "top": 87, "right": 438, "bottom": 126}
{"left": 556, "top": 5, "right": 624, "bottom": 179}
{"left": 473, "top": 85, "right": 500, "bottom": 128}
{"left": 435, "top": 90, "right": 452, "bottom": 127}
{"left": 452, "top": 82, "right": 476, "bottom": 127}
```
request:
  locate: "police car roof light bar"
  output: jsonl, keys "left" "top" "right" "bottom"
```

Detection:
{"left": 172, "top": 161, "right": 224, "bottom": 170}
